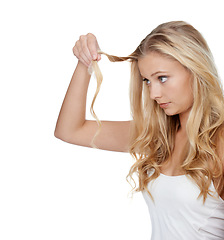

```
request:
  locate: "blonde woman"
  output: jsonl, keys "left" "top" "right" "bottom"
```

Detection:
{"left": 54, "top": 21, "right": 224, "bottom": 239}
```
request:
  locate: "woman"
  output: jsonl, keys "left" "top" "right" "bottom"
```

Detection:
{"left": 54, "top": 21, "right": 224, "bottom": 239}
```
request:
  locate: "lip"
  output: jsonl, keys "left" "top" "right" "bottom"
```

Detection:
{"left": 159, "top": 102, "right": 170, "bottom": 108}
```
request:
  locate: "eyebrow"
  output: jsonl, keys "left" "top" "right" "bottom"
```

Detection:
{"left": 140, "top": 71, "right": 168, "bottom": 80}
{"left": 151, "top": 71, "right": 167, "bottom": 77}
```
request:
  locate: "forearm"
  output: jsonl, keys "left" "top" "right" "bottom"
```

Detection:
{"left": 54, "top": 61, "right": 91, "bottom": 138}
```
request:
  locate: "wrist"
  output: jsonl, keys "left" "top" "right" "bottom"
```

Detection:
{"left": 77, "top": 61, "right": 92, "bottom": 76}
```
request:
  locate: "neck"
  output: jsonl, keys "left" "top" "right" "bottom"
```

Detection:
{"left": 178, "top": 111, "right": 190, "bottom": 133}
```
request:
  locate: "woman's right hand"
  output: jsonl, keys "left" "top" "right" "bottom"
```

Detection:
{"left": 56, "top": 33, "right": 131, "bottom": 152}
{"left": 73, "top": 33, "right": 101, "bottom": 68}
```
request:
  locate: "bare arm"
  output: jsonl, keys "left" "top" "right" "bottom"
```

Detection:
{"left": 54, "top": 34, "right": 131, "bottom": 152}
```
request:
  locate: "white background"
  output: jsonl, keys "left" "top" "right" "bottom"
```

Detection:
{"left": 0, "top": 0, "right": 223, "bottom": 239}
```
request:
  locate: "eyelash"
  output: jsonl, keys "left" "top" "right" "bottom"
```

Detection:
{"left": 143, "top": 76, "right": 168, "bottom": 85}
{"left": 143, "top": 78, "right": 151, "bottom": 84}
{"left": 159, "top": 76, "right": 168, "bottom": 83}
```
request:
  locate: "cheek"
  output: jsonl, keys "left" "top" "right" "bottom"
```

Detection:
{"left": 178, "top": 82, "right": 194, "bottom": 106}
{"left": 168, "top": 79, "right": 193, "bottom": 104}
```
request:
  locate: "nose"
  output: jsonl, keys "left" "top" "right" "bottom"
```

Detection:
{"left": 149, "top": 82, "right": 162, "bottom": 100}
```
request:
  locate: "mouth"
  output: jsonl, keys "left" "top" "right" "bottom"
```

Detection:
{"left": 159, "top": 102, "right": 170, "bottom": 108}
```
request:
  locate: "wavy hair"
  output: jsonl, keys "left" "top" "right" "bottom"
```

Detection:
{"left": 91, "top": 21, "right": 224, "bottom": 203}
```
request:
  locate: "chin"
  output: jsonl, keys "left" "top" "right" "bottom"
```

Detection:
{"left": 163, "top": 110, "right": 178, "bottom": 116}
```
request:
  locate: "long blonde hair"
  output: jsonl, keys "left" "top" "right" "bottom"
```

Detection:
{"left": 91, "top": 21, "right": 224, "bottom": 202}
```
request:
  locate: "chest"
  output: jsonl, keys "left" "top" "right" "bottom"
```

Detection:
{"left": 160, "top": 132, "right": 187, "bottom": 176}
{"left": 143, "top": 174, "right": 222, "bottom": 215}
{"left": 142, "top": 174, "right": 224, "bottom": 239}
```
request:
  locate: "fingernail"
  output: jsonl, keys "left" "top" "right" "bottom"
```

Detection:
{"left": 92, "top": 55, "right": 97, "bottom": 60}
{"left": 97, "top": 55, "right": 101, "bottom": 61}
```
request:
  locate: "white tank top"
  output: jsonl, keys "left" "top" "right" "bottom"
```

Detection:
{"left": 142, "top": 170, "right": 224, "bottom": 240}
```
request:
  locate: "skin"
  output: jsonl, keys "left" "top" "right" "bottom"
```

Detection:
{"left": 138, "top": 52, "right": 194, "bottom": 175}
{"left": 138, "top": 52, "right": 224, "bottom": 200}
{"left": 138, "top": 52, "right": 194, "bottom": 132}
{"left": 55, "top": 34, "right": 131, "bottom": 152}
{"left": 55, "top": 33, "right": 223, "bottom": 199}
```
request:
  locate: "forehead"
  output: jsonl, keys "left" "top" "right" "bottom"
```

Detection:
{"left": 137, "top": 52, "right": 182, "bottom": 76}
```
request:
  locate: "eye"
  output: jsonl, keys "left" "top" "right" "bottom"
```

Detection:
{"left": 158, "top": 76, "right": 168, "bottom": 83}
{"left": 143, "top": 78, "right": 151, "bottom": 85}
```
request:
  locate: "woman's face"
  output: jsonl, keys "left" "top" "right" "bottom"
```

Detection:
{"left": 138, "top": 52, "right": 194, "bottom": 117}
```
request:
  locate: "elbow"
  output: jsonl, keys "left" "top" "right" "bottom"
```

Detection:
{"left": 54, "top": 129, "right": 76, "bottom": 144}
{"left": 54, "top": 129, "right": 63, "bottom": 141}
{"left": 54, "top": 129, "right": 60, "bottom": 139}
{"left": 54, "top": 129, "right": 68, "bottom": 142}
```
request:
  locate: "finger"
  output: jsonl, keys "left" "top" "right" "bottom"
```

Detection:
{"left": 73, "top": 43, "right": 80, "bottom": 58}
{"left": 79, "top": 35, "right": 93, "bottom": 62}
{"left": 97, "top": 54, "right": 101, "bottom": 61}
{"left": 86, "top": 33, "right": 100, "bottom": 60}
{"left": 73, "top": 39, "right": 80, "bottom": 56}
{"left": 79, "top": 51, "right": 91, "bottom": 67}
{"left": 73, "top": 39, "right": 91, "bottom": 66}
